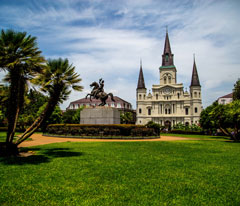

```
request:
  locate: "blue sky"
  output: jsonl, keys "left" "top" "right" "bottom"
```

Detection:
{"left": 0, "top": 0, "right": 240, "bottom": 109}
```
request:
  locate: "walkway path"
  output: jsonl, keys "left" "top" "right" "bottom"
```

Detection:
{"left": 19, "top": 134, "right": 194, "bottom": 147}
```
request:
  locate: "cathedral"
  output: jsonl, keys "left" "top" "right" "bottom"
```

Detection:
{"left": 136, "top": 31, "right": 202, "bottom": 127}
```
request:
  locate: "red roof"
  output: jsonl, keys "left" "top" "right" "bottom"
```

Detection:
{"left": 218, "top": 93, "right": 233, "bottom": 99}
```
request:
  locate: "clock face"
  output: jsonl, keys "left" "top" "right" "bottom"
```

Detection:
{"left": 164, "top": 87, "right": 171, "bottom": 94}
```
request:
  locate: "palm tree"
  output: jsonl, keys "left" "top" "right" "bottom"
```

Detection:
{"left": 15, "top": 58, "right": 83, "bottom": 145}
{"left": 0, "top": 29, "right": 45, "bottom": 146}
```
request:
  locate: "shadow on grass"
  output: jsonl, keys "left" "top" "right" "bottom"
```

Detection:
{"left": 0, "top": 148, "right": 84, "bottom": 165}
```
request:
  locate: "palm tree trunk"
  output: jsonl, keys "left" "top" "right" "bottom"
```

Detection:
{"left": 15, "top": 92, "right": 60, "bottom": 145}
{"left": 6, "top": 72, "right": 22, "bottom": 143}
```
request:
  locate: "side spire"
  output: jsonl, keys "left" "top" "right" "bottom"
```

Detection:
{"left": 137, "top": 59, "right": 146, "bottom": 89}
{"left": 190, "top": 55, "right": 201, "bottom": 87}
{"left": 162, "top": 29, "right": 174, "bottom": 66}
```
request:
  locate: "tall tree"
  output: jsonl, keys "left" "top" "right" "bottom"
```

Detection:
{"left": 15, "top": 58, "right": 83, "bottom": 145}
{"left": 0, "top": 29, "right": 45, "bottom": 144}
{"left": 233, "top": 78, "right": 240, "bottom": 100}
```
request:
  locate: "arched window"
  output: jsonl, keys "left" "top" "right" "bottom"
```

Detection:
{"left": 144, "top": 95, "right": 146, "bottom": 99}
{"left": 194, "top": 92, "right": 197, "bottom": 98}
{"left": 165, "top": 109, "right": 168, "bottom": 114}
{"left": 139, "top": 94, "right": 141, "bottom": 100}
{"left": 164, "top": 77, "right": 167, "bottom": 84}
{"left": 195, "top": 107, "right": 198, "bottom": 113}
{"left": 199, "top": 92, "right": 201, "bottom": 98}
{"left": 156, "top": 94, "right": 158, "bottom": 100}
{"left": 177, "top": 93, "right": 180, "bottom": 99}
{"left": 168, "top": 109, "right": 171, "bottom": 114}
{"left": 185, "top": 108, "right": 189, "bottom": 115}
{"left": 139, "top": 108, "right": 142, "bottom": 114}
{"left": 168, "top": 76, "right": 171, "bottom": 84}
{"left": 148, "top": 108, "right": 151, "bottom": 115}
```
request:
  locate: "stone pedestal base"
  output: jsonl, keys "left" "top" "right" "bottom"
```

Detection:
{"left": 80, "top": 107, "right": 120, "bottom": 124}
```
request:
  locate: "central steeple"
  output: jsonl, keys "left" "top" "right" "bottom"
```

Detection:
{"left": 162, "top": 30, "right": 174, "bottom": 67}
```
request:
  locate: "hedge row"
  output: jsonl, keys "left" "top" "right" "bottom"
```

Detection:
{"left": 169, "top": 129, "right": 203, "bottom": 135}
{"left": 45, "top": 124, "right": 159, "bottom": 137}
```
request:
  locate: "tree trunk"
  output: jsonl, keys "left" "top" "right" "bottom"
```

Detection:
{"left": 0, "top": 142, "right": 19, "bottom": 157}
{"left": 15, "top": 91, "right": 61, "bottom": 145}
{"left": 6, "top": 72, "right": 22, "bottom": 143}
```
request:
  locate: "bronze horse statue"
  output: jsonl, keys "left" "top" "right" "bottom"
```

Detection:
{"left": 85, "top": 80, "right": 115, "bottom": 106}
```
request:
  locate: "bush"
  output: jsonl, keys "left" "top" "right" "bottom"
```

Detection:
{"left": 45, "top": 124, "right": 159, "bottom": 138}
{"left": 170, "top": 129, "right": 203, "bottom": 135}
{"left": 145, "top": 121, "right": 161, "bottom": 135}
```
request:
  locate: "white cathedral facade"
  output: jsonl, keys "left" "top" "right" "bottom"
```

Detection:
{"left": 136, "top": 31, "right": 202, "bottom": 127}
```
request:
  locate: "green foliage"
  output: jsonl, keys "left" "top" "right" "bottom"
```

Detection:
{"left": 200, "top": 100, "right": 240, "bottom": 141}
{"left": 16, "top": 58, "right": 83, "bottom": 145}
{"left": 0, "top": 85, "right": 8, "bottom": 126}
{"left": 171, "top": 123, "right": 202, "bottom": 135}
{"left": 0, "top": 141, "right": 240, "bottom": 205}
{"left": 233, "top": 78, "right": 240, "bottom": 100}
{"left": 145, "top": 121, "right": 161, "bottom": 135}
{"left": 17, "top": 89, "right": 48, "bottom": 130}
{"left": 37, "top": 104, "right": 62, "bottom": 130}
{"left": 0, "top": 29, "right": 45, "bottom": 143}
{"left": 120, "top": 112, "right": 134, "bottom": 124}
{"left": 46, "top": 124, "right": 158, "bottom": 138}
{"left": 62, "top": 107, "right": 83, "bottom": 124}
{"left": 200, "top": 101, "right": 218, "bottom": 134}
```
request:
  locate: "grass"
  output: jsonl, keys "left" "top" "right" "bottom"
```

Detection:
{"left": 0, "top": 137, "right": 240, "bottom": 205}
{"left": 0, "top": 132, "right": 32, "bottom": 143}
{"left": 162, "top": 133, "right": 230, "bottom": 140}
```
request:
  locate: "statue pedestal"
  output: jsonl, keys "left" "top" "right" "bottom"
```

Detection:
{"left": 80, "top": 107, "right": 120, "bottom": 124}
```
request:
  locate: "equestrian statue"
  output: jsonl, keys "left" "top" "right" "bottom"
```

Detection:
{"left": 85, "top": 78, "right": 115, "bottom": 106}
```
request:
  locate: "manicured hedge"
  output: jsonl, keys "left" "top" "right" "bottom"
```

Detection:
{"left": 45, "top": 124, "right": 159, "bottom": 138}
{"left": 169, "top": 129, "right": 203, "bottom": 135}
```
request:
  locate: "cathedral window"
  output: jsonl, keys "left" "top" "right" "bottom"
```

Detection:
{"left": 199, "top": 92, "right": 201, "bottom": 98}
{"left": 139, "top": 108, "right": 142, "bottom": 114}
{"left": 139, "top": 94, "right": 141, "bottom": 100}
{"left": 195, "top": 107, "right": 198, "bottom": 113}
{"left": 194, "top": 92, "right": 197, "bottom": 98}
{"left": 177, "top": 93, "right": 180, "bottom": 99}
{"left": 164, "top": 77, "right": 167, "bottom": 84}
{"left": 185, "top": 108, "right": 189, "bottom": 115}
{"left": 168, "top": 109, "right": 171, "bottom": 114}
{"left": 148, "top": 108, "right": 151, "bottom": 115}
{"left": 168, "top": 76, "right": 171, "bottom": 84}
{"left": 156, "top": 94, "right": 158, "bottom": 100}
{"left": 165, "top": 109, "right": 168, "bottom": 114}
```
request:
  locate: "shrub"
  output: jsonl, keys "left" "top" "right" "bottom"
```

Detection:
{"left": 45, "top": 124, "right": 159, "bottom": 137}
{"left": 145, "top": 121, "right": 161, "bottom": 135}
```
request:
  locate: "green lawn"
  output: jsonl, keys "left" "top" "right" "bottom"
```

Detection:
{"left": 0, "top": 132, "right": 32, "bottom": 142}
{"left": 162, "top": 133, "right": 230, "bottom": 140}
{"left": 0, "top": 137, "right": 240, "bottom": 205}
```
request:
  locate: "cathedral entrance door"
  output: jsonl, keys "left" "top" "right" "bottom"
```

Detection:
{"left": 164, "top": 120, "right": 171, "bottom": 131}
